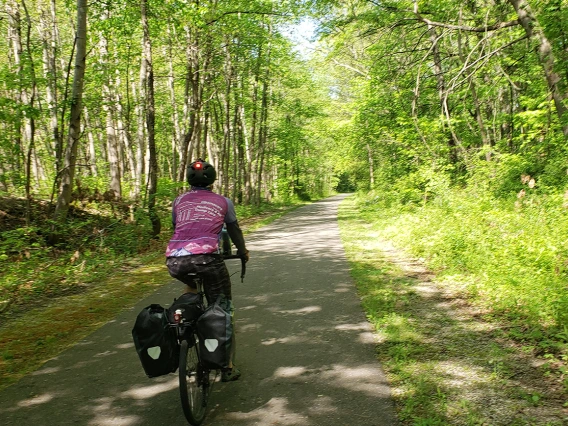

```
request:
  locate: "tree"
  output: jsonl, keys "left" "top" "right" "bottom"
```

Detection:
{"left": 141, "top": 0, "right": 160, "bottom": 236}
{"left": 508, "top": 0, "right": 568, "bottom": 137}
{"left": 53, "top": 0, "right": 88, "bottom": 222}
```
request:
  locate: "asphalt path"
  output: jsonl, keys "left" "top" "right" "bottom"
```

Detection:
{"left": 0, "top": 194, "right": 398, "bottom": 425}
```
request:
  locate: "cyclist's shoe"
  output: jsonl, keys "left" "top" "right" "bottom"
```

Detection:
{"left": 221, "top": 367, "right": 241, "bottom": 382}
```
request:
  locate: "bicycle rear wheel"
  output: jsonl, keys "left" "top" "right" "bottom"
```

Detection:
{"left": 179, "top": 339, "right": 207, "bottom": 425}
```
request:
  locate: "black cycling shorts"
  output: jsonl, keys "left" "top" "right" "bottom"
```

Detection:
{"left": 166, "top": 254, "right": 232, "bottom": 303}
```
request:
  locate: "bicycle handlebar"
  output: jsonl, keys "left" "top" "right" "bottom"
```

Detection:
{"left": 223, "top": 254, "right": 247, "bottom": 282}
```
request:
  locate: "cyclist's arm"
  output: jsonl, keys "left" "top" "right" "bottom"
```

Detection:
{"left": 226, "top": 221, "right": 247, "bottom": 256}
{"left": 224, "top": 198, "right": 248, "bottom": 260}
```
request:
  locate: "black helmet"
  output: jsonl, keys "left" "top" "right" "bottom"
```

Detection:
{"left": 187, "top": 159, "right": 216, "bottom": 187}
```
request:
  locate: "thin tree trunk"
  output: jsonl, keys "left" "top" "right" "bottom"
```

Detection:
{"left": 100, "top": 27, "right": 121, "bottom": 199}
{"left": 134, "top": 48, "right": 146, "bottom": 200}
{"left": 178, "top": 27, "right": 200, "bottom": 182}
{"left": 6, "top": 0, "right": 24, "bottom": 185}
{"left": 21, "top": 0, "right": 39, "bottom": 222}
{"left": 141, "top": 0, "right": 160, "bottom": 236}
{"left": 428, "top": 24, "right": 459, "bottom": 164}
{"left": 83, "top": 107, "right": 98, "bottom": 176}
{"left": 166, "top": 25, "right": 182, "bottom": 179}
{"left": 115, "top": 89, "right": 136, "bottom": 181}
{"left": 40, "top": 3, "right": 62, "bottom": 169}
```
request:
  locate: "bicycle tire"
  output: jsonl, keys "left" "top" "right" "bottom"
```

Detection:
{"left": 179, "top": 338, "right": 207, "bottom": 425}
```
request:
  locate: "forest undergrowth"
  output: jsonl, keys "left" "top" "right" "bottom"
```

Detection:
{"left": 339, "top": 191, "right": 568, "bottom": 425}
{"left": 0, "top": 193, "right": 307, "bottom": 390}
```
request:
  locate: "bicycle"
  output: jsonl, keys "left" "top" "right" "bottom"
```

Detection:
{"left": 171, "top": 254, "right": 246, "bottom": 426}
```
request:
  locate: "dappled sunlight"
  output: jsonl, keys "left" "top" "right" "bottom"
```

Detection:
{"left": 273, "top": 366, "right": 308, "bottom": 378}
{"left": 121, "top": 377, "right": 178, "bottom": 400}
{"left": 88, "top": 415, "right": 140, "bottom": 426}
{"left": 222, "top": 397, "right": 309, "bottom": 425}
{"left": 334, "top": 285, "right": 351, "bottom": 293}
{"left": 237, "top": 322, "right": 263, "bottom": 333}
{"left": 358, "top": 331, "right": 378, "bottom": 344}
{"left": 95, "top": 350, "right": 118, "bottom": 357}
{"left": 261, "top": 336, "right": 306, "bottom": 345}
{"left": 1, "top": 390, "right": 68, "bottom": 415}
{"left": 31, "top": 366, "right": 61, "bottom": 376}
{"left": 275, "top": 305, "right": 322, "bottom": 315}
{"left": 320, "top": 364, "right": 393, "bottom": 397}
{"left": 256, "top": 362, "right": 392, "bottom": 400}
{"left": 86, "top": 396, "right": 142, "bottom": 426}
{"left": 115, "top": 342, "right": 134, "bottom": 349}
{"left": 17, "top": 393, "right": 55, "bottom": 407}
{"left": 433, "top": 360, "right": 490, "bottom": 388}
{"left": 239, "top": 304, "right": 258, "bottom": 311}
{"left": 335, "top": 321, "right": 372, "bottom": 332}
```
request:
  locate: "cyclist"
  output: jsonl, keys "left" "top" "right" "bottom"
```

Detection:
{"left": 165, "top": 158, "right": 249, "bottom": 382}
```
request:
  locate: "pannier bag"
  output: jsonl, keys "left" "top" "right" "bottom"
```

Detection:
{"left": 167, "top": 292, "right": 204, "bottom": 323}
{"left": 196, "top": 296, "right": 234, "bottom": 370}
{"left": 132, "top": 304, "right": 179, "bottom": 378}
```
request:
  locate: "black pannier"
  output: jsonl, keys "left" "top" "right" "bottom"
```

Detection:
{"left": 132, "top": 304, "right": 178, "bottom": 378}
{"left": 196, "top": 296, "right": 234, "bottom": 370}
{"left": 167, "top": 292, "right": 204, "bottom": 323}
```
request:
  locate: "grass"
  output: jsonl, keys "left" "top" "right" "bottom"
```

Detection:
{"left": 0, "top": 253, "right": 167, "bottom": 390}
{"left": 0, "top": 197, "right": 308, "bottom": 392}
{"left": 337, "top": 194, "right": 568, "bottom": 425}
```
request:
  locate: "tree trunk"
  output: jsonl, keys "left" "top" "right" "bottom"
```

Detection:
{"left": 100, "top": 28, "right": 122, "bottom": 199}
{"left": 508, "top": 0, "right": 568, "bottom": 137}
{"left": 6, "top": 0, "right": 24, "bottom": 186}
{"left": 134, "top": 46, "right": 146, "bottom": 200}
{"left": 40, "top": 3, "right": 62, "bottom": 172}
{"left": 53, "top": 0, "right": 88, "bottom": 222}
{"left": 167, "top": 25, "right": 182, "bottom": 180}
{"left": 141, "top": 0, "right": 160, "bottom": 236}
{"left": 427, "top": 24, "right": 459, "bottom": 164}
{"left": 83, "top": 107, "right": 98, "bottom": 176}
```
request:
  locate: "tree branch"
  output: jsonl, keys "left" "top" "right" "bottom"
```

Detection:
{"left": 414, "top": 15, "right": 519, "bottom": 33}
{"left": 445, "top": 35, "right": 528, "bottom": 98}
{"left": 330, "top": 58, "right": 370, "bottom": 79}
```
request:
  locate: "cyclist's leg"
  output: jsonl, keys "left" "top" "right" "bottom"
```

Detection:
{"left": 196, "top": 256, "right": 231, "bottom": 304}
{"left": 194, "top": 256, "right": 239, "bottom": 378}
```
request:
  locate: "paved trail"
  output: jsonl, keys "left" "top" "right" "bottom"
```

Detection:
{"left": 0, "top": 195, "right": 397, "bottom": 425}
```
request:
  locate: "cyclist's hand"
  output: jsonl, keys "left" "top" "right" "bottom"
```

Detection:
{"left": 240, "top": 249, "right": 250, "bottom": 263}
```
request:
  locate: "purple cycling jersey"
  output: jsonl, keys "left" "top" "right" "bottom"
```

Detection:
{"left": 165, "top": 187, "right": 237, "bottom": 257}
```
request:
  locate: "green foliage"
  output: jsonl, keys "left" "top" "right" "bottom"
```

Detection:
{"left": 318, "top": 0, "right": 568, "bottom": 206}
{"left": 0, "top": 198, "right": 170, "bottom": 308}
{"left": 354, "top": 187, "right": 568, "bottom": 338}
